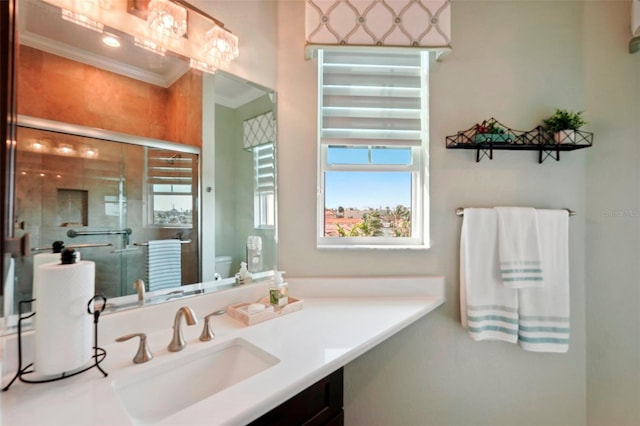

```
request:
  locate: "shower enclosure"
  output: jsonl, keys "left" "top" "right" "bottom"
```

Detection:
{"left": 10, "top": 118, "right": 200, "bottom": 312}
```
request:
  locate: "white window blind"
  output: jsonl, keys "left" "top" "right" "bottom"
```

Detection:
{"left": 317, "top": 48, "right": 430, "bottom": 248}
{"left": 146, "top": 148, "right": 195, "bottom": 226}
{"left": 320, "top": 50, "right": 425, "bottom": 147}
{"left": 146, "top": 148, "right": 194, "bottom": 186}
{"left": 254, "top": 143, "right": 275, "bottom": 228}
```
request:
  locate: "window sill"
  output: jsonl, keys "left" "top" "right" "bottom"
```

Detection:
{"left": 317, "top": 244, "right": 430, "bottom": 251}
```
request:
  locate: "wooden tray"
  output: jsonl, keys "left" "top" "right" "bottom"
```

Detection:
{"left": 227, "top": 296, "right": 304, "bottom": 326}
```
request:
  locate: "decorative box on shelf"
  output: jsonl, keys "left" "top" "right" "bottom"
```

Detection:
{"left": 473, "top": 133, "right": 512, "bottom": 143}
{"left": 228, "top": 297, "right": 304, "bottom": 326}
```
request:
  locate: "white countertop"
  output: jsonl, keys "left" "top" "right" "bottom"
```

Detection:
{"left": 0, "top": 277, "right": 444, "bottom": 425}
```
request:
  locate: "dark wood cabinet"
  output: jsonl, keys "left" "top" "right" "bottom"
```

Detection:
{"left": 249, "top": 368, "right": 344, "bottom": 426}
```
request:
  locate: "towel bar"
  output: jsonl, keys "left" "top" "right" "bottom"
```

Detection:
{"left": 134, "top": 240, "right": 192, "bottom": 246}
{"left": 455, "top": 207, "right": 576, "bottom": 216}
{"left": 31, "top": 243, "right": 113, "bottom": 252}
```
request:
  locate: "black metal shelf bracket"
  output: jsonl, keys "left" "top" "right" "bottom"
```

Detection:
{"left": 445, "top": 118, "right": 593, "bottom": 163}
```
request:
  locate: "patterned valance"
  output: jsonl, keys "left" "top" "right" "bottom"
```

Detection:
{"left": 243, "top": 111, "right": 276, "bottom": 150}
{"left": 306, "top": 0, "right": 451, "bottom": 48}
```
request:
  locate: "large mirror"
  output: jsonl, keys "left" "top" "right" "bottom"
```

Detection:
{"left": 1, "top": 0, "right": 277, "bottom": 331}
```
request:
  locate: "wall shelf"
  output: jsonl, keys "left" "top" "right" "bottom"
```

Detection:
{"left": 445, "top": 118, "right": 593, "bottom": 163}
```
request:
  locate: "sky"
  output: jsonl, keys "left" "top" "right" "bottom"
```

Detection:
{"left": 324, "top": 146, "right": 412, "bottom": 210}
{"left": 325, "top": 171, "right": 411, "bottom": 210}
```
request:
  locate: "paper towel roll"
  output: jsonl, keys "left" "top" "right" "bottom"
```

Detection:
{"left": 34, "top": 260, "right": 94, "bottom": 376}
{"left": 33, "top": 252, "right": 62, "bottom": 329}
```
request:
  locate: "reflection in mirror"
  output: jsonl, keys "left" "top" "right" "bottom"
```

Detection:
{"left": 1, "top": 0, "right": 277, "bottom": 332}
{"left": 11, "top": 120, "right": 200, "bottom": 317}
{"left": 214, "top": 72, "right": 277, "bottom": 279}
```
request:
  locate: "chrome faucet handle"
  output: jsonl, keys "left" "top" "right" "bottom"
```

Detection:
{"left": 199, "top": 309, "right": 225, "bottom": 342}
{"left": 116, "top": 333, "right": 153, "bottom": 364}
{"left": 168, "top": 306, "right": 198, "bottom": 352}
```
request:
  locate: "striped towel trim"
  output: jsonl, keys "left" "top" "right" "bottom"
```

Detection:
{"left": 500, "top": 260, "right": 544, "bottom": 288}
{"left": 518, "top": 315, "right": 570, "bottom": 353}
{"left": 466, "top": 305, "right": 518, "bottom": 343}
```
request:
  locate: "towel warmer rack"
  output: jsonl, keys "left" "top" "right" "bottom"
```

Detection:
{"left": 455, "top": 207, "right": 576, "bottom": 216}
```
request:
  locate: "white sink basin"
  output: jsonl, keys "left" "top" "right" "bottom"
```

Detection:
{"left": 113, "top": 338, "right": 279, "bottom": 424}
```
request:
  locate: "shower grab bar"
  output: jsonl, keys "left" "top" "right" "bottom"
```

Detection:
{"left": 31, "top": 243, "right": 113, "bottom": 252}
{"left": 134, "top": 240, "right": 192, "bottom": 246}
{"left": 455, "top": 207, "right": 576, "bottom": 216}
{"left": 67, "top": 228, "right": 132, "bottom": 238}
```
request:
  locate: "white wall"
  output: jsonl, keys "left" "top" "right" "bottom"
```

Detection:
{"left": 278, "top": 1, "right": 588, "bottom": 425}
{"left": 584, "top": 2, "right": 640, "bottom": 426}
{"left": 199, "top": 1, "right": 639, "bottom": 424}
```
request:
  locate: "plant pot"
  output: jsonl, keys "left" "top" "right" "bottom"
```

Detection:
{"left": 553, "top": 129, "right": 576, "bottom": 144}
{"left": 474, "top": 133, "right": 510, "bottom": 143}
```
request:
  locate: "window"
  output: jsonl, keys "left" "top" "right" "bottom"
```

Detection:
{"left": 146, "top": 148, "right": 195, "bottom": 227}
{"left": 254, "top": 143, "right": 275, "bottom": 229}
{"left": 317, "top": 49, "right": 430, "bottom": 248}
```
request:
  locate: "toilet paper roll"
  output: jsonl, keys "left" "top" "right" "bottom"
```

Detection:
{"left": 34, "top": 260, "right": 94, "bottom": 376}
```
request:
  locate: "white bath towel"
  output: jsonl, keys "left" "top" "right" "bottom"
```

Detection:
{"left": 518, "top": 209, "right": 570, "bottom": 353}
{"left": 460, "top": 208, "right": 518, "bottom": 343}
{"left": 495, "top": 207, "right": 544, "bottom": 288}
{"left": 146, "top": 239, "right": 182, "bottom": 291}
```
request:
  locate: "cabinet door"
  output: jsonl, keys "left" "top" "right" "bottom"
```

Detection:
{"left": 250, "top": 368, "right": 344, "bottom": 426}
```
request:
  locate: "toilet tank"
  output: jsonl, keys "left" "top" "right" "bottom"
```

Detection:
{"left": 214, "top": 256, "right": 233, "bottom": 279}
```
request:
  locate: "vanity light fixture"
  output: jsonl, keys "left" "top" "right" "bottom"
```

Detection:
{"left": 200, "top": 24, "right": 239, "bottom": 72}
{"left": 123, "top": 0, "right": 240, "bottom": 74}
{"left": 147, "top": 0, "right": 188, "bottom": 39}
{"left": 134, "top": 37, "right": 167, "bottom": 56}
{"left": 189, "top": 58, "right": 217, "bottom": 74}
{"left": 61, "top": 8, "right": 104, "bottom": 33}
{"left": 60, "top": 0, "right": 113, "bottom": 33}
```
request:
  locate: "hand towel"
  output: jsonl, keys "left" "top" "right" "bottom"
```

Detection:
{"left": 495, "top": 207, "right": 544, "bottom": 288}
{"left": 146, "top": 239, "right": 182, "bottom": 292}
{"left": 460, "top": 208, "right": 518, "bottom": 343}
{"left": 518, "top": 209, "right": 570, "bottom": 352}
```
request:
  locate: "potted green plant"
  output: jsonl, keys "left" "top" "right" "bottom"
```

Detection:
{"left": 542, "top": 109, "right": 587, "bottom": 144}
{"left": 473, "top": 120, "right": 510, "bottom": 143}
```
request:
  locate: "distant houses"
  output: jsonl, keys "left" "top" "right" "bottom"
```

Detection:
{"left": 324, "top": 209, "right": 361, "bottom": 236}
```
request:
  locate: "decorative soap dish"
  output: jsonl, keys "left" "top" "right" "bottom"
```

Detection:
{"left": 227, "top": 297, "right": 303, "bottom": 326}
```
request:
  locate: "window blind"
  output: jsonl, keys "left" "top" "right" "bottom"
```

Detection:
{"left": 254, "top": 143, "right": 275, "bottom": 195}
{"left": 320, "top": 49, "right": 426, "bottom": 147}
{"left": 254, "top": 143, "right": 275, "bottom": 228}
{"left": 146, "top": 148, "right": 194, "bottom": 186}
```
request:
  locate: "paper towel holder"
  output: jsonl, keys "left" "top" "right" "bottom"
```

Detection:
{"left": 2, "top": 295, "right": 109, "bottom": 392}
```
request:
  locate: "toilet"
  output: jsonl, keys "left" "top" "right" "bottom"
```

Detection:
{"left": 214, "top": 256, "right": 233, "bottom": 278}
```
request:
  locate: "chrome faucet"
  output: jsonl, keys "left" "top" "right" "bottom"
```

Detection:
{"left": 168, "top": 306, "right": 198, "bottom": 352}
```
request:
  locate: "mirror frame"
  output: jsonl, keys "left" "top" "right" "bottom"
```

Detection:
{"left": 2, "top": 0, "right": 18, "bottom": 303}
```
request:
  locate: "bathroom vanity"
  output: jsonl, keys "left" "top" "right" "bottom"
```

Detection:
{"left": 0, "top": 277, "right": 444, "bottom": 425}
